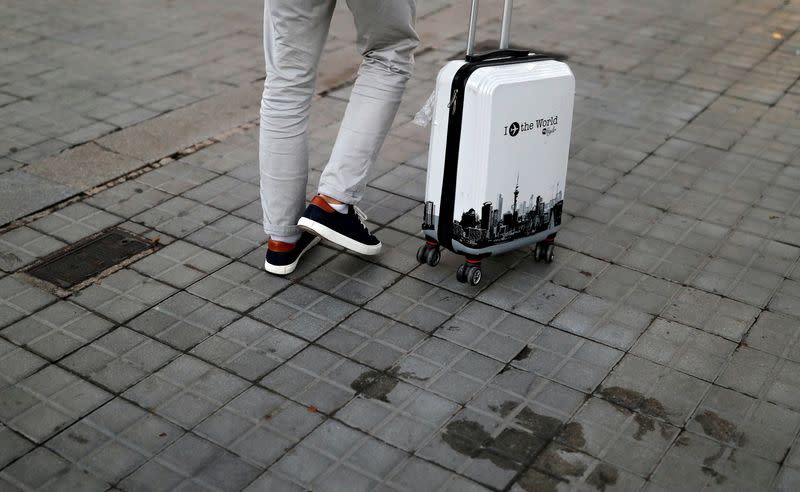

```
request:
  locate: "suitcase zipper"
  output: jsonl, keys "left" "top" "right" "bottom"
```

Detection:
{"left": 448, "top": 90, "right": 458, "bottom": 115}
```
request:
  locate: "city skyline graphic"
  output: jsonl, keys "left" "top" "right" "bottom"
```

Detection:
{"left": 424, "top": 175, "right": 564, "bottom": 249}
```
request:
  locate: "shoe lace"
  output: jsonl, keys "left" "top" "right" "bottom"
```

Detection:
{"left": 353, "top": 205, "right": 370, "bottom": 232}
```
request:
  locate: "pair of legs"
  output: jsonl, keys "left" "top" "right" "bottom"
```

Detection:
{"left": 259, "top": 0, "right": 419, "bottom": 243}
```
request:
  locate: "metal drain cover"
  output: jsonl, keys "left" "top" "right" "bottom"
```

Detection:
{"left": 27, "top": 228, "right": 153, "bottom": 289}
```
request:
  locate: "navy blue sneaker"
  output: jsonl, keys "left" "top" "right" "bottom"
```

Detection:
{"left": 298, "top": 195, "right": 381, "bottom": 255}
{"left": 264, "top": 232, "right": 320, "bottom": 275}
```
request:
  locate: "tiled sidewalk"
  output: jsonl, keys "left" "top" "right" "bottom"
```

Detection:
{"left": 2, "top": 0, "right": 800, "bottom": 491}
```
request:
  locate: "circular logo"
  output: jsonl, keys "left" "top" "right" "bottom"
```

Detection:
{"left": 508, "top": 122, "right": 520, "bottom": 137}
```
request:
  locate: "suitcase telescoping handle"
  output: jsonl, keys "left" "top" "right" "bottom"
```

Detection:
{"left": 465, "top": 0, "right": 529, "bottom": 61}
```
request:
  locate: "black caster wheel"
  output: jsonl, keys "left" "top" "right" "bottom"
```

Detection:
{"left": 533, "top": 243, "right": 543, "bottom": 262}
{"left": 456, "top": 263, "right": 468, "bottom": 283}
{"left": 425, "top": 247, "right": 441, "bottom": 267}
{"left": 545, "top": 243, "right": 555, "bottom": 263}
{"left": 416, "top": 245, "right": 427, "bottom": 264}
{"left": 466, "top": 265, "right": 482, "bottom": 286}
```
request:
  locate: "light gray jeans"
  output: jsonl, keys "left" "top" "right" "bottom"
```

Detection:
{"left": 259, "top": 0, "right": 419, "bottom": 237}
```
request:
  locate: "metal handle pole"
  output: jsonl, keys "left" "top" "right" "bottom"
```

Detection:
{"left": 466, "top": 0, "right": 480, "bottom": 56}
{"left": 499, "top": 0, "right": 513, "bottom": 49}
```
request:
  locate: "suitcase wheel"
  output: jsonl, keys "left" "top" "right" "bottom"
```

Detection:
{"left": 456, "top": 261, "right": 482, "bottom": 286}
{"left": 417, "top": 243, "right": 441, "bottom": 267}
{"left": 534, "top": 242, "right": 555, "bottom": 263}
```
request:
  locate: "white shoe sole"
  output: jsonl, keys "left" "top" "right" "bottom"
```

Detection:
{"left": 264, "top": 236, "right": 321, "bottom": 275}
{"left": 298, "top": 217, "right": 381, "bottom": 256}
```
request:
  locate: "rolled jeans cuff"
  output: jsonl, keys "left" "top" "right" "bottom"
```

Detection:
{"left": 317, "top": 184, "right": 363, "bottom": 205}
{"left": 263, "top": 223, "right": 301, "bottom": 237}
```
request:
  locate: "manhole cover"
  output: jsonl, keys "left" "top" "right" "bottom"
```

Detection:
{"left": 452, "top": 41, "right": 569, "bottom": 61}
{"left": 27, "top": 228, "right": 153, "bottom": 289}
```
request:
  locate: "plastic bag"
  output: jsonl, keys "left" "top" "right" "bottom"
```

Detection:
{"left": 412, "top": 91, "right": 435, "bottom": 127}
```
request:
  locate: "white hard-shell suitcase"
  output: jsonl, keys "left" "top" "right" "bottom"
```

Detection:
{"left": 416, "top": 0, "right": 575, "bottom": 286}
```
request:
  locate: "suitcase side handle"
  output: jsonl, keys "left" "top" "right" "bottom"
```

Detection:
{"left": 466, "top": 0, "right": 514, "bottom": 57}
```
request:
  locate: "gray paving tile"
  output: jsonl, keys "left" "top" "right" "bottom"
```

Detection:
{"left": 338, "top": 376, "right": 459, "bottom": 452}
{"left": 0, "top": 337, "right": 47, "bottom": 392}
{"left": 598, "top": 354, "right": 710, "bottom": 427}
{"left": 46, "top": 397, "right": 183, "bottom": 483}
{"left": 190, "top": 316, "right": 307, "bottom": 381}
{"left": 409, "top": 248, "right": 508, "bottom": 298}
{"left": 123, "top": 354, "right": 249, "bottom": 430}
{"left": 0, "top": 225, "right": 67, "bottom": 273}
{"left": 0, "top": 276, "right": 56, "bottom": 328}
{"left": 60, "top": 326, "right": 179, "bottom": 393}
{"left": 261, "top": 345, "right": 368, "bottom": 414}
{"left": 479, "top": 276, "right": 579, "bottom": 325}
{"left": 118, "top": 432, "right": 261, "bottom": 492}
{"left": 0, "top": 447, "right": 109, "bottom": 492}
{"left": 269, "top": 419, "right": 411, "bottom": 492}
{"left": 661, "top": 286, "right": 759, "bottom": 342}
{"left": 0, "top": 364, "right": 111, "bottom": 443}
{"left": 511, "top": 327, "right": 623, "bottom": 393}
{"left": 2, "top": 300, "right": 114, "bottom": 361}
{"left": 71, "top": 268, "right": 177, "bottom": 324}
{"left": 0, "top": 424, "right": 34, "bottom": 470}
{"left": 649, "top": 431, "right": 777, "bottom": 491}
{"left": 551, "top": 293, "right": 653, "bottom": 350}
{"left": 394, "top": 337, "right": 504, "bottom": 404}
{"left": 183, "top": 174, "right": 260, "bottom": 212}
{"left": 372, "top": 227, "right": 427, "bottom": 274}
{"left": 135, "top": 160, "right": 218, "bottom": 195}
{"left": 585, "top": 265, "right": 681, "bottom": 316}
{"left": 127, "top": 291, "right": 239, "bottom": 351}
{"left": 301, "top": 253, "right": 401, "bottom": 305}
{"left": 769, "top": 279, "right": 800, "bottom": 320}
{"left": 130, "top": 239, "right": 229, "bottom": 288}
{"left": 438, "top": 301, "right": 545, "bottom": 363}
{"left": 317, "top": 309, "right": 426, "bottom": 371}
{"left": 0, "top": 170, "right": 78, "bottom": 226}
{"left": 85, "top": 179, "right": 173, "bottom": 219}
{"left": 745, "top": 311, "right": 800, "bottom": 363}
{"left": 131, "top": 196, "right": 226, "bottom": 238}
{"left": 716, "top": 347, "right": 800, "bottom": 412}
{"left": 630, "top": 318, "right": 737, "bottom": 382}
{"left": 186, "top": 214, "right": 264, "bottom": 258}
{"left": 687, "top": 384, "right": 800, "bottom": 463}
{"left": 195, "top": 385, "right": 324, "bottom": 468}
{"left": 187, "top": 261, "right": 289, "bottom": 313}
{"left": 250, "top": 284, "right": 357, "bottom": 342}
{"left": 775, "top": 466, "right": 800, "bottom": 492}
{"left": 28, "top": 202, "right": 121, "bottom": 243}
{"left": 366, "top": 277, "right": 469, "bottom": 333}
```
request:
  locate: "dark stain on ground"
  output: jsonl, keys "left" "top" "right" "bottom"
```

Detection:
{"left": 600, "top": 386, "right": 669, "bottom": 439}
{"left": 586, "top": 463, "right": 619, "bottom": 491}
{"left": 442, "top": 402, "right": 566, "bottom": 472}
{"left": 694, "top": 411, "right": 746, "bottom": 446}
{"left": 442, "top": 420, "right": 490, "bottom": 457}
{"left": 350, "top": 368, "right": 400, "bottom": 403}
{"left": 559, "top": 422, "right": 586, "bottom": 449}
{"left": 515, "top": 468, "right": 561, "bottom": 492}
{"left": 513, "top": 346, "right": 532, "bottom": 361}
{"left": 633, "top": 413, "right": 654, "bottom": 440}
{"left": 537, "top": 444, "right": 587, "bottom": 478}
{"left": 676, "top": 434, "right": 691, "bottom": 447}
{"left": 67, "top": 432, "right": 89, "bottom": 444}
{"left": 703, "top": 446, "right": 724, "bottom": 468}
{"left": 702, "top": 466, "right": 727, "bottom": 484}
{"left": 579, "top": 270, "right": 593, "bottom": 277}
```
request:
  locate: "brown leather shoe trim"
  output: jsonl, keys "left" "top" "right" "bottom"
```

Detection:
{"left": 267, "top": 240, "right": 297, "bottom": 252}
{"left": 311, "top": 195, "right": 335, "bottom": 213}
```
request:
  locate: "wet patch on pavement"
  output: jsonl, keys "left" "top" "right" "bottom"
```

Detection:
{"left": 599, "top": 386, "right": 672, "bottom": 440}
{"left": 350, "top": 368, "right": 401, "bottom": 403}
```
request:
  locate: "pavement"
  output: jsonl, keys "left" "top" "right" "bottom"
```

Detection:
{"left": 1, "top": 0, "right": 800, "bottom": 490}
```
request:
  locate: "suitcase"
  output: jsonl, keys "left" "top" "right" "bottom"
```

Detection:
{"left": 416, "top": 0, "right": 575, "bottom": 286}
